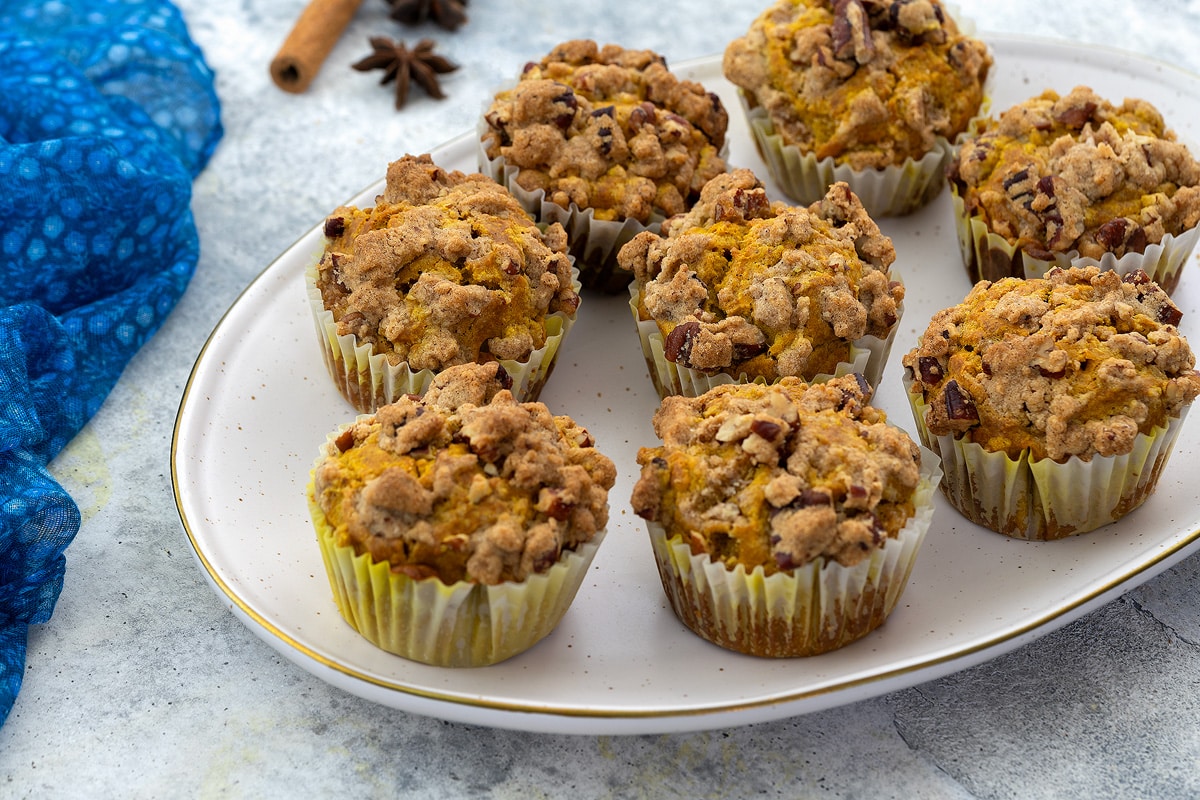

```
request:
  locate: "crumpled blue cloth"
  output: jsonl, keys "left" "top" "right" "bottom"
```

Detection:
{"left": 0, "top": 0, "right": 221, "bottom": 725}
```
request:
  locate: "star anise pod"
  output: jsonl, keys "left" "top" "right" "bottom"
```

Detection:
{"left": 352, "top": 37, "right": 458, "bottom": 110}
{"left": 385, "top": 0, "right": 469, "bottom": 31}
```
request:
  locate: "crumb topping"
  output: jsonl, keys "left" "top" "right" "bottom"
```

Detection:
{"left": 312, "top": 363, "right": 616, "bottom": 585}
{"left": 949, "top": 86, "right": 1200, "bottom": 260}
{"left": 315, "top": 154, "right": 580, "bottom": 371}
{"left": 619, "top": 172, "right": 900, "bottom": 381}
{"left": 631, "top": 374, "right": 921, "bottom": 572}
{"left": 482, "top": 39, "right": 729, "bottom": 223}
{"left": 723, "top": 0, "right": 991, "bottom": 168}
{"left": 903, "top": 266, "right": 1200, "bottom": 462}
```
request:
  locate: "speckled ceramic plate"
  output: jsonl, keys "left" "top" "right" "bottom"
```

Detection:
{"left": 173, "top": 38, "right": 1200, "bottom": 735}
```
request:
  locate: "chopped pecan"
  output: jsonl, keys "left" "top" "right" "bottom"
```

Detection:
{"left": 943, "top": 380, "right": 979, "bottom": 422}
{"left": 663, "top": 320, "right": 702, "bottom": 365}
{"left": 917, "top": 356, "right": 943, "bottom": 385}
{"left": 831, "top": 0, "right": 875, "bottom": 63}
{"left": 1055, "top": 101, "right": 1098, "bottom": 129}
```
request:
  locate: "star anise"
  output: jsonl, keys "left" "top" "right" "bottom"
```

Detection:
{"left": 384, "top": 0, "right": 469, "bottom": 31}
{"left": 352, "top": 37, "right": 458, "bottom": 110}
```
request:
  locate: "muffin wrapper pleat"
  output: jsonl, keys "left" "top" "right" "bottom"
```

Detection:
{"left": 741, "top": 96, "right": 954, "bottom": 217}
{"left": 904, "top": 378, "right": 1190, "bottom": 539}
{"left": 478, "top": 115, "right": 728, "bottom": 294}
{"left": 308, "top": 454, "right": 605, "bottom": 668}
{"left": 627, "top": 282, "right": 901, "bottom": 399}
{"left": 950, "top": 184, "right": 1200, "bottom": 294}
{"left": 306, "top": 261, "right": 579, "bottom": 413}
{"left": 645, "top": 447, "right": 941, "bottom": 657}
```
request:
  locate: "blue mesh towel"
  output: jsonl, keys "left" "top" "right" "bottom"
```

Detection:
{"left": 0, "top": 0, "right": 222, "bottom": 725}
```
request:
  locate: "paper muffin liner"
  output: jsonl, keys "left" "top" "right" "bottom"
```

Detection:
{"left": 734, "top": 6, "right": 990, "bottom": 217}
{"left": 645, "top": 447, "right": 941, "bottom": 657}
{"left": 478, "top": 113, "right": 730, "bottom": 294}
{"left": 305, "top": 261, "right": 580, "bottom": 413}
{"left": 904, "top": 377, "right": 1190, "bottom": 539}
{"left": 307, "top": 445, "right": 605, "bottom": 667}
{"left": 627, "top": 281, "right": 901, "bottom": 399}
{"left": 950, "top": 184, "right": 1200, "bottom": 294}
{"left": 741, "top": 96, "right": 955, "bottom": 218}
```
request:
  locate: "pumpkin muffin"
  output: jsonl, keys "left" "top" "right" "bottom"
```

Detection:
{"left": 308, "top": 362, "right": 617, "bottom": 667}
{"left": 480, "top": 39, "right": 729, "bottom": 293}
{"left": 631, "top": 374, "right": 940, "bottom": 657}
{"left": 903, "top": 266, "right": 1200, "bottom": 539}
{"left": 618, "top": 170, "right": 902, "bottom": 398}
{"left": 723, "top": 0, "right": 991, "bottom": 215}
{"left": 307, "top": 154, "right": 581, "bottom": 412}
{"left": 948, "top": 85, "right": 1200, "bottom": 293}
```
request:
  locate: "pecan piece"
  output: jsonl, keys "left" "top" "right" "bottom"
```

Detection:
{"left": 749, "top": 419, "right": 782, "bottom": 441}
{"left": 1055, "top": 101, "right": 1098, "bottom": 129}
{"left": 663, "top": 320, "right": 701, "bottom": 365}
{"left": 1095, "top": 217, "right": 1129, "bottom": 251}
{"left": 917, "top": 356, "right": 943, "bottom": 385}
{"left": 324, "top": 216, "right": 345, "bottom": 237}
{"left": 1158, "top": 299, "right": 1184, "bottom": 327}
{"left": 943, "top": 380, "right": 979, "bottom": 423}
{"left": 832, "top": 0, "right": 875, "bottom": 63}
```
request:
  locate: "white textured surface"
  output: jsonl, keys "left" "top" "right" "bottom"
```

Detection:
{"left": 5, "top": 0, "right": 1200, "bottom": 797}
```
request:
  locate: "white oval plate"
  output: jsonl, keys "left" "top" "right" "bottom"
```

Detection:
{"left": 173, "top": 36, "right": 1200, "bottom": 735}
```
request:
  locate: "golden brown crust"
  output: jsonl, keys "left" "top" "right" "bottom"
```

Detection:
{"left": 902, "top": 266, "right": 1200, "bottom": 462}
{"left": 631, "top": 374, "right": 922, "bottom": 572}
{"left": 949, "top": 86, "right": 1200, "bottom": 260}
{"left": 723, "top": 0, "right": 990, "bottom": 168}
{"left": 312, "top": 363, "right": 616, "bottom": 586}
{"left": 315, "top": 154, "right": 579, "bottom": 371}
{"left": 619, "top": 172, "right": 900, "bottom": 381}
{"left": 482, "top": 40, "right": 729, "bottom": 223}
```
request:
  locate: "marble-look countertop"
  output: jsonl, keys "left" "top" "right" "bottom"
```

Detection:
{"left": 5, "top": 1, "right": 1200, "bottom": 797}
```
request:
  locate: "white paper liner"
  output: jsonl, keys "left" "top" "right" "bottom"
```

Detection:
{"left": 732, "top": 5, "right": 990, "bottom": 217}
{"left": 306, "top": 261, "right": 580, "bottom": 413}
{"left": 904, "top": 377, "right": 1191, "bottom": 539}
{"left": 308, "top": 436, "right": 606, "bottom": 668}
{"left": 645, "top": 447, "right": 941, "bottom": 657}
{"left": 950, "top": 184, "right": 1200, "bottom": 294}
{"left": 477, "top": 109, "right": 729, "bottom": 293}
{"left": 742, "top": 97, "right": 954, "bottom": 218}
{"left": 627, "top": 281, "right": 901, "bottom": 399}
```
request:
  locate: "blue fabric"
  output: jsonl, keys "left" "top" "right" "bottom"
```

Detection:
{"left": 0, "top": 0, "right": 222, "bottom": 725}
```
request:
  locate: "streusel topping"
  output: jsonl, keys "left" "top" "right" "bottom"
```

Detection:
{"left": 903, "top": 266, "right": 1200, "bottom": 462}
{"left": 949, "top": 86, "right": 1200, "bottom": 260}
{"left": 315, "top": 154, "right": 579, "bottom": 371}
{"left": 482, "top": 40, "right": 729, "bottom": 223}
{"left": 619, "top": 171, "right": 900, "bottom": 381}
{"left": 723, "top": 0, "right": 990, "bottom": 168}
{"left": 631, "top": 374, "right": 922, "bottom": 572}
{"left": 312, "top": 363, "right": 616, "bottom": 585}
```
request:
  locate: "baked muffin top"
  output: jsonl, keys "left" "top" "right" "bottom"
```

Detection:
{"left": 618, "top": 170, "right": 901, "bottom": 381}
{"left": 723, "top": 0, "right": 991, "bottom": 169}
{"left": 312, "top": 363, "right": 617, "bottom": 586}
{"left": 315, "top": 154, "right": 579, "bottom": 371}
{"left": 482, "top": 39, "right": 729, "bottom": 223}
{"left": 631, "top": 374, "right": 922, "bottom": 572}
{"left": 903, "top": 266, "right": 1200, "bottom": 462}
{"left": 949, "top": 86, "right": 1200, "bottom": 261}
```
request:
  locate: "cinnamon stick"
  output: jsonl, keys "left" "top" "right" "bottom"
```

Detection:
{"left": 270, "top": 0, "right": 364, "bottom": 93}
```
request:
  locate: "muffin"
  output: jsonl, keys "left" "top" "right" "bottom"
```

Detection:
{"left": 479, "top": 39, "right": 730, "bottom": 293}
{"left": 948, "top": 85, "right": 1200, "bottom": 293}
{"left": 723, "top": 0, "right": 991, "bottom": 216}
{"left": 631, "top": 374, "right": 940, "bottom": 657}
{"left": 902, "top": 266, "right": 1200, "bottom": 540}
{"left": 618, "top": 170, "right": 903, "bottom": 398}
{"left": 308, "top": 153, "right": 581, "bottom": 413}
{"left": 307, "top": 362, "right": 617, "bottom": 667}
